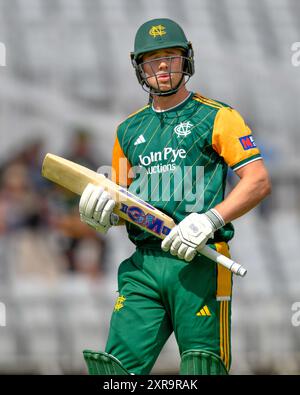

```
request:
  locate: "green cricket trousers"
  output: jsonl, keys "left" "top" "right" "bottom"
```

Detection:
{"left": 105, "top": 242, "right": 232, "bottom": 374}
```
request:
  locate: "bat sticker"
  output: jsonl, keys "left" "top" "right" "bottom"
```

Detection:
{"left": 120, "top": 203, "right": 171, "bottom": 236}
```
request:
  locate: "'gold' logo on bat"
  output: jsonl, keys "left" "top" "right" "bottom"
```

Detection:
{"left": 149, "top": 25, "right": 166, "bottom": 37}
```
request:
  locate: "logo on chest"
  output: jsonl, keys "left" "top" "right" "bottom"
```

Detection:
{"left": 174, "top": 121, "right": 194, "bottom": 138}
{"left": 138, "top": 147, "right": 186, "bottom": 167}
{"left": 138, "top": 147, "right": 187, "bottom": 175}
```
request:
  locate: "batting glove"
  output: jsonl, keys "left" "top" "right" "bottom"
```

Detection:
{"left": 161, "top": 209, "right": 225, "bottom": 262}
{"left": 79, "top": 183, "right": 119, "bottom": 234}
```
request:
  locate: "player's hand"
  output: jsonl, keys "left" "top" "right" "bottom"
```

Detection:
{"left": 161, "top": 210, "right": 225, "bottom": 262}
{"left": 79, "top": 183, "right": 119, "bottom": 234}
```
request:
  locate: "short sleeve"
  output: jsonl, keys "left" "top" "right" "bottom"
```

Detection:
{"left": 212, "top": 107, "right": 262, "bottom": 171}
{"left": 111, "top": 132, "right": 133, "bottom": 187}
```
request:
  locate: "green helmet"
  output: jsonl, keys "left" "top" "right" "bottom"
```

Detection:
{"left": 130, "top": 18, "right": 195, "bottom": 96}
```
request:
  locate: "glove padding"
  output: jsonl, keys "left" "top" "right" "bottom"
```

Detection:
{"left": 79, "top": 183, "right": 119, "bottom": 234}
{"left": 161, "top": 213, "right": 216, "bottom": 262}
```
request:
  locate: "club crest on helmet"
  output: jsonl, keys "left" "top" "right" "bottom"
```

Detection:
{"left": 149, "top": 25, "right": 166, "bottom": 38}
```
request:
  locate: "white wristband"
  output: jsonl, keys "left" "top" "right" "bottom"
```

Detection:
{"left": 205, "top": 208, "right": 225, "bottom": 231}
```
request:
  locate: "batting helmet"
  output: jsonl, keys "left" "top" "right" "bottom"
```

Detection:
{"left": 130, "top": 18, "right": 194, "bottom": 96}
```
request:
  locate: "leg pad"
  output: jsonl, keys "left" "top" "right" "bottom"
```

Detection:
{"left": 180, "top": 350, "right": 228, "bottom": 375}
{"left": 83, "top": 350, "right": 130, "bottom": 375}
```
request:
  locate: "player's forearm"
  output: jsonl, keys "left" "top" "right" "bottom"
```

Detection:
{"left": 213, "top": 172, "right": 271, "bottom": 224}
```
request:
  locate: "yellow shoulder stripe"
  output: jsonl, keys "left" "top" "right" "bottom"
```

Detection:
{"left": 193, "top": 93, "right": 224, "bottom": 110}
{"left": 193, "top": 97, "right": 221, "bottom": 110}
{"left": 193, "top": 93, "right": 224, "bottom": 107}
{"left": 200, "top": 96, "right": 224, "bottom": 108}
{"left": 127, "top": 104, "right": 150, "bottom": 120}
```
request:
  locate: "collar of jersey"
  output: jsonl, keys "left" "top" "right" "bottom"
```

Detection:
{"left": 151, "top": 91, "right": 193, "bottom": 113}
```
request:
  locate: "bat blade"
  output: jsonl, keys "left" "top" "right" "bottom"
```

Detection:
{"left": 42, "top": 153, "right": 105, "bottom": 195}
{"left": 42, "top": 153, "right": 175, "bottom": 239}
{"left": 42, "top": 153, "right": 247, "bottom": 277}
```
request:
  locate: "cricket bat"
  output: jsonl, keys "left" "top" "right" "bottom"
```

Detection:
{"left": 42, "top": 153, "right": 247, "bottom": 277}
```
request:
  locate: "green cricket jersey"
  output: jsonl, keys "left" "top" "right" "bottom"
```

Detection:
{"left": 112, "top": 92, "right": 262, "bottom": 247}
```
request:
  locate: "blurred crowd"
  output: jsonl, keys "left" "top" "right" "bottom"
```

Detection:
{"left": 0, "top": 129, "right": 108, "bottom": 284}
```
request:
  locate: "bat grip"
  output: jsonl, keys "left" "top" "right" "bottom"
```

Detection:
{"left": 110, "top": 213, "right": 120, "bottom": 225}
{"left": 199, "top": 246, "right": 247, "bottom": 277}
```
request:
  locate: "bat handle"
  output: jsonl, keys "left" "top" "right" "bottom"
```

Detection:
{"left": 110, "top": 213, "right": 120, "bottom": 225}
{"left": 199, "top": 246, "right": 247, "bottom": 277}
